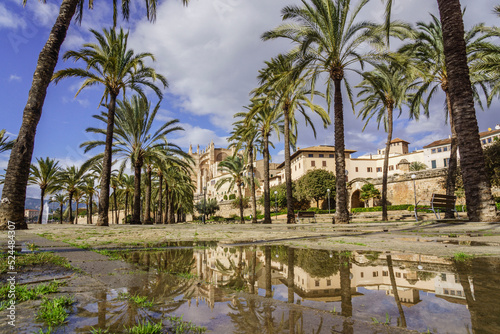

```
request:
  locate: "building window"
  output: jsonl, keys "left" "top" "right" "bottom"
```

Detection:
{"left": 488, "top": 137, "right": 492, "bottom": 143}
{"left": 295, "top": 166, "right": 297, "bottom": 171}
{"left": 315, "top": 280, "right": 320, "bottom": 287}
{"left": 367, "top": 167, "right": 373, "bottom": 172}
{"left": 376, "top": 167, "right": 382, "bottom": 172}
{"left": 431, "top": 160, "right": 437, "bottom": 169}
{"left": 299, "top": 163, "right": 301, "bottom": 168}
{"left": 441, "top": 273, "right": 447, "bottom": 281}
{"left": 389, "top": 165, "right": 394, "bottom": 171}
{"left": 382, "top": 271, "right": 388, "bottom": 277}
{"left": 431, "top": 148, "right": 436, "bottom": 154}
{"left": 437, "top": 148, "right": 442, "bottom": 153}
{"left": 444, "top": 289, "right": 449, "bottom": 295}
{"left": 457, "top": 290, "right": 462, "bottom": 296}
{"left": 311, "top": 161, "right": 316, "bottom": 167}
{"left": 396, "top": 272, "right": 401, "bottom": 278}
{"left": 360, "top": 272, "right": 364, "bottom": 278}
{"left": 443, "top": 146, "right": 448, "bottom": 152}
{"left": 482, "top": 139, "right": 487, "bottom": 144}
{"left": 308, "top": 154, "right": 314, "bottom": 157}
{"left": 355, "top": 167, "right": 359, "bottom": 172}
{"left": 373, "top": 271, "right": 379, "bottom": 277}
{"left": 322, "top": 161, "right": 327, "bottom": 167}
{"left": 319, "top": 154, "right": 324, "bottom": 157}
{"left": 329, "top": 154, "right": 334, "bottom": 158}
{"left": 403, "top": 273, "right": 407, "bottom": 279}
{"left": 444, "top": 158, "right": 449, "bottom": 167}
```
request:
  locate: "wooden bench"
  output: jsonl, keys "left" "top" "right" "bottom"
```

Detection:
{"left": 430, "top": 194, "right": 457, "bottom": 219}
{"left": 296, "top": 211, "right": 316, "bottom": 223}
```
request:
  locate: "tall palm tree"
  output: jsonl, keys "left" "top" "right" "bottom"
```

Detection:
{"left": 58, "top": 166, "right": 85, "bottom": 225}
{"left": 255, "top": 54, "right": 329, "bottom": 224}
{"left": 0, "top": 0, "right": 189, "bottom": 230}
{"left": 73, "top": 187, "right": 84, "bottom": 224}
{"left": 50, "top": 193, "right": 66, "bottom": 224}
{"left": 245, "top": 97, "right": 282, "bottom": 224}
{"left": 216, "top": 155, "right": 254, "bottom": 224}
{"left": 28, "top": 157, "right": 61, "bottom": 224}
{"left": 81, "top": 95, "right": 189, "bottom": 224}
{"left": 120, "top": 174, "right": 134, "bottom": 222}
{"left": 399, "top": 14, "right": 489, "bottom": 218}
{"left": 0, "top": 130, "right": 14, "bottom": 154}
{"left": 53, "top": 28, "right": 167, "bottom": 227}
{"left": 262, "top": 0, "right": 383, "bottom": 224}
{"left": 229, "top": 115, "right": 260, "bottom": 224}
{"left": 436, "top": 0, "right": 497, "bottom": 221}
{"left": 356, "top": 62, "right": 417, "bottom": 221}
{"left": 81, "top": 176, "right": 97, "bottom": 224}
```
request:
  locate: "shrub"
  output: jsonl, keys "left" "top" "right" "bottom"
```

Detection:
{"left": 229, "top": 194, "right": 236, "bottom": 200}
{"left": 223, "top": 195, "right": 228, "bottom": 201}
{"left": 351, "top": 204, "right": 412, "bottom": 213}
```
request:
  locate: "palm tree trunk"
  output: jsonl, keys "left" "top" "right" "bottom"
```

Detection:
{"left": 124, "top": 193, "right": 128, "bottom": 222}
{"left": 157, "top": 173, "right": 163, "bottom": 224}
{"left": 168, "top": 196, "right": 175, "bottom": 224}
{"left": 382, "top": 106, "right": 393, "bottom": 221}
{"left": 437, "top": 0, "right": 497, "bottom": 222}
{"left": 163, "top": 184, "right": 168, "bottom": 224}
{"left": 113, "top": 190, "right": 118, "bottom": 224}
{"left": 86, "top": 198, "right": 90, "bottom": 224}
{"left": 387, "top": 255, "right": 407, "bottom": 327}
{"left": 89, "top": 196, "right": 93, "bottom": 224}
{"left": 287, "top": 247, "right": 295, "bottom": 304}
{"left": 37, "top": 188, "right": 46, "bottom": 224}
{"left": 75, "top": 198, "right": 79, "bottom": 224}
{"left": 238, "top": 183, "right": 244, "bottom": 224}
{"left": 445, "top": 92, "right": 458, "bottom": 218}
{"left": 97, "top": 92, "right": 118, "bottom": 226}
{"left": 0, "top": 0, "right": 79, "bottom": 230}
{"left": 265, "top": 246, "right": 272, "bottom": 298}
{"left": 68, "top": 192, "right": 73, "bottom": 224}
{"left": 339, "top": 253, "right": 352, "bottom": 318}
{"left": 60, "top": 203, "right": 63, "bottom": 224}
{"left": 332, "top": 76, "right": 349, "bottom": 224}
{"left": 248, "top": 145, "right": 258, "bottom": 224}
{"left": 263, "top": 133, "right": 272, "bottom": 224}
{"left": 132, "top": 161, "right": 142, "bottom": 224}
{"left": 283, "top": 104, "right": 295, "bottom": 224}
{"left": 144, "top": 167, "right": 152, "bottom": 224}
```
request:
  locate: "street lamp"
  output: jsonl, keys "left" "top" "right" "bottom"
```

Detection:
{"left": 327, "top": 189, "right": 331, "bottom": 214}
{"left": 274, "top": 190, "right": 278, "bottom": 221}
{"left": 411, "top": 174, "right": 418, "bottom": 222}
{"left": 203, "top": 186, "right": 207, "bottom": 224}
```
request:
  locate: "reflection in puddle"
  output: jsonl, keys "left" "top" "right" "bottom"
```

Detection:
{"left": 66, "top": 245, "right": 500, "bottom": 333}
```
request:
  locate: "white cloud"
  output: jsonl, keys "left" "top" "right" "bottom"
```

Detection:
{"left": 0, "top": 3, "right": 25, "bottom": 29}
{"left": 26, "top": 1, "right": 60, "bottom": 29}
{"left": 170, "top": 123, "right": 228, "bottom": 151}
{"left": 8, "top": 74, "right": 21, "bottom": 82}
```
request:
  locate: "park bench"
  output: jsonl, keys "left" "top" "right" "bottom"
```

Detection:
{"left": 296, "top": 211, "right": 316, "bottom": 223}
{"left": 430, "top": 194, "right": 457, "bottom": 219}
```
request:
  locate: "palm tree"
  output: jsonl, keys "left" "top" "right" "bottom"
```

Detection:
{"left": 53, "top": 28, "right": 167, "bottom": 227}
{"left": 58, "top": 166, "right": 85, "bottom": 225}
{"left": 81, "top": 95, "right": 189, "bottom": 224}
{"left": 399, "top": 14, "right": 489, "bottom": 218}
{"left": 216, "top": 155, "right": 253, "bottom": 224}
{"left": 356, "top": 62, "right": 417, "bottom": 221}
{"left": 255, "top": 54, "right": 329, "bottom": 224}
{"left": 73, "top": 187, "right": 84, "bottom": 224}
{"left": 81, "top": 176, "right": 97, "bottom": 224}
{"left": 50, "top": 193, "right": 66, "bottom": 224}
{"left": 28, "top": 157, "right": 61, "bottom": 225}
{"left": 229, "top": 114, "right": 260, "bottom": 224}
{"left": 409, "top": 161, "right": 428, "bottom": 171}
{"left": 110, "top": 170, "right": 121, "bottom": 224}
{"left": 120, "top": 174, "right": 134, "bottom": 222}
{"left": 0, "top": 0, "right": 189, "bottom": 230}
{"left": 262, "top": 0, "right": 383, "bottom": 224}
{"left": 245, "top": 98, "right": 282, "bottom": 224}
{"left": 436, "top": 0, "right": 497, "bottom": 221}
{"left": 0, "top": 130, "right": 14, "bottom": 154}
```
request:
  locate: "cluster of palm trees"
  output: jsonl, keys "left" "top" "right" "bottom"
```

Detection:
{"left": 225, "top": 0, "right": 500, "bottom": 224}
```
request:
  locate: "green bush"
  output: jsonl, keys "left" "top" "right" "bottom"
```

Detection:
{"left": 351, "top": 204, "right": 412, "bottom": 213}
{"left": 229, "top": 194, "right": 236, "bottom": 200}
{"left": 211, "top": 216, "right": 224, "bottom": 221}
{"left": 223, "top": 195, "right": 228, "bottom": 201}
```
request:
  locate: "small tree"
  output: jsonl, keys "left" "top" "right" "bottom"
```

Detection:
{"left": 484, "top": 141, "right": 500, "bottom": 187}
{"left": 409, "top": 161, "right": 428, "bottom": 171}
{"left": 295, "top": 169, "right": 336, "bottom": 208}
{"left": 360, "top": 183, "right": 381, "bottom": 207}
{"left": 195, "top": 198, "right": 220, "bottom": 219}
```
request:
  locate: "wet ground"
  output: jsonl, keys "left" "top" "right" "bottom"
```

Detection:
{"left": 2, "top": 222, "right": 500, "bottom": 333}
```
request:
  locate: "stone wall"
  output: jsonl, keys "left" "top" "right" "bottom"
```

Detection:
{"left": 212, "top": 200, "right": 264, "bottom": 218}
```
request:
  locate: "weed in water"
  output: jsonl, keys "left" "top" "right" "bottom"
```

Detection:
{"left": 0, "top": 281, "right": 63, "bottom": 303}
{"left": 453, "top": 252, "right": 474, "bottom": 262}
{"left": 127, "top": 320, "right": 162, "bottom": 334}
{"left": 36, "top": 295, "right": 75, "bottom": 327}
{"left": 0, "top": 252, "right": 71, "bottom": 274}
{"left": 167, "top": 315, "right": 207, "bottom": 334}
{"left": 89, "top": 327, "right": 110, "bottom": 333}
{"left": 371, "top": 312, "right": 391, "bottom": 325}
{"left": 26, "top": 242, "right": 40, "bottom": 251}
{"left": 117, "top": 292, "right": 154, "bottom": 308}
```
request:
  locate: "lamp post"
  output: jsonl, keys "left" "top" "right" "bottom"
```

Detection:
{"left": 203, "top": 186, "right": 207, "bottom": 224}
{"left": 411, "top": 174, "right": 418, "bottom": 222}
{"left": 327, "top": 189, "right": 331, "bottom": 214}
{"left": 274, "top": 190, "right": 278, "bottom": 221}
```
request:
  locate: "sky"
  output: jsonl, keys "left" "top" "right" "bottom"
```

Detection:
{"left": 1, "top": 0, "right": 500, "bottom": 198}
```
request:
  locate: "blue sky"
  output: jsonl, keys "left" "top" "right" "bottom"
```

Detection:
{"left": 1, "top": 0, "right": 500, "bottom": 198}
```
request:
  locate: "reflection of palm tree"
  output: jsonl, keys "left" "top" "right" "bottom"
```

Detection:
{"left": 288, "top": 247, "right": 295, "bottom": 304}
{"left": 387, "top": 255, "right": 407, "bottom": 328}
{"left": 265, "top": 246, "right": 272, "bottom": 298}
{"left": 340, "top": 252, "right": 353, "bottom": 333}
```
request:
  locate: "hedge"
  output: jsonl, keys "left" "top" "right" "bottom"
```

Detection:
{"left": 350, "top": 204, "right": 412, "bottom": 213}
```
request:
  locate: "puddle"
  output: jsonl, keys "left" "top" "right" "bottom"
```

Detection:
{"left": 14, "top": 244, "right": 500, "bottom": 333}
